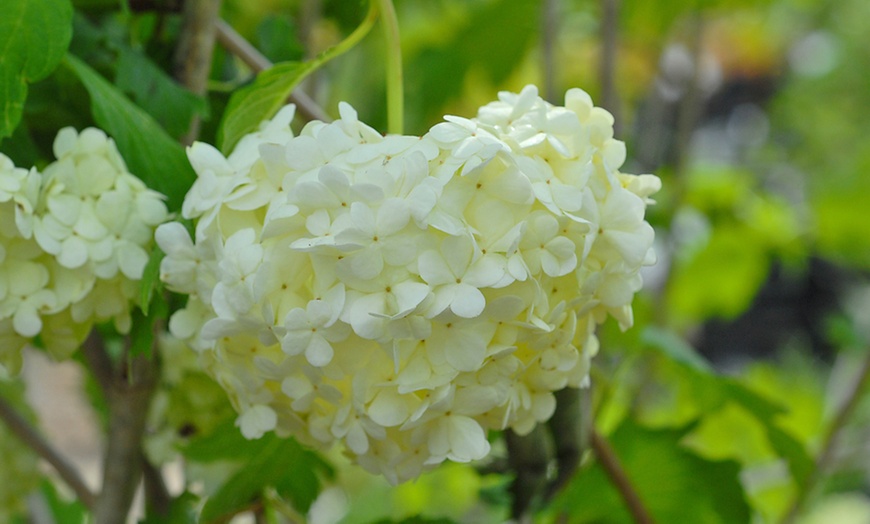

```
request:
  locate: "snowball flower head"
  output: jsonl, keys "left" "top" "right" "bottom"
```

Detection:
{"left": 0, "top": 129, "right": 168, "bottom": 375}
{"left": 158, "top": 86, "right": 658, "bottom": 483}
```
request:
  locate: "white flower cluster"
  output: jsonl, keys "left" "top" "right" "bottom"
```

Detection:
{"left": 0, "top": 128, "right": 168, "bottom": 374}
{"left": 157, "top": 86, "right": 659, "bottom": 483}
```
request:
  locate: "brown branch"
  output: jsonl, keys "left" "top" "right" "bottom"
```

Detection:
{"left": 214, "top": 19, "right": 332, "bottom": 123}
{"left": 82, "top": 328, "right": 161, "bottom": 524}
{"left": 591, "top": 429, "right": 655, "bottom": 524}
{"left": 780, "top": 350, "right": 870, "bottom": 524}
{"left": 174, "top": 0, "right": 223, "bottom": 144}
{"left": 0, "top": 393, "right": 96, "bottom": 509}
{"left": 92, "top": 352, "right": 158, "bottom": 524}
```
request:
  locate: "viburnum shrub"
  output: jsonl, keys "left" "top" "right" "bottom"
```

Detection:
{"left": 156, "top": 85, "right": 659, "bottom": 483}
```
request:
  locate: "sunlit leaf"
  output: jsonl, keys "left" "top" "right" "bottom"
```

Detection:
{"left": 217, "top": 61, "right": 316, "bottom": 154}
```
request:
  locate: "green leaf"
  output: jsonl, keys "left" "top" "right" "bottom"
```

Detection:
{"left": 115, "top": 47, "right": 209, "bottom": 141}
{"left": 40, "top": 479, "right": 87, "bottom": 524}
{"left": 139, "top": 492, "right": 199, "bottom": 524}
{"left": 217, "top": 61, "right": 316, "bottom": 154}
{"left": 139, "top": 246, "right": 165, "bottom": 316}
{"left": 199, "top": 433, "right": 334, "bottom": 521}
{"left": 368, "top": 518, "right": 460, "bottom": 524}
{"left": 642, "top": 337, "right": 814, "bottom": 488}
{"left": 64, "top": 54, "right": 195, "bottom": 211}
{"left": 181, "top": 418, "right": 273, "bottom": 462}
{"left": 0, "top": 0, "right": 73, "bottom": 138}
{"left": 641, "top": 326, "right": 714, "bottom": 373}
{"left": 550, "top": 420, "right": 751, "bottom": 523}
{"left": 721, "top": 381, "right": 814, "bottom": 484}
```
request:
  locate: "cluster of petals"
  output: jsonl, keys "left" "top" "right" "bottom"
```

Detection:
{"left": 157, "top": 87, "right": 659, "bottom": 483}
{"left": 0, "top": 129, "right": 168, "bottom": 373}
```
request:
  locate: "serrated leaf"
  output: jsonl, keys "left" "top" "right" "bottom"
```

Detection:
{"left": 64, "top": 54, "right": 195, "bottom": 211}
{"left": 199, "top": 434, "right": 334, "bottom": 521}
{"left": 0, "top": 0, "right": 73, "bottom": 138}
{"left": 217, "top": 61, "right": 316, "bottom": 154}
{"left": 643, "top": 336, "right": 813, "bottom": 488}
{"left": 551, "top": 420, "right": 750, "bottom": 523}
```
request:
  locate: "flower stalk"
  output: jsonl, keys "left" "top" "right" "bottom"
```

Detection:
{"left": 377, "top": 0, "right": 404, "bottom": 134}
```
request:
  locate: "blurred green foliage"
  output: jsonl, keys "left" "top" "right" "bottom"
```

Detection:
{"left": 1, "top": 0, "right": 870, "bottom": 522}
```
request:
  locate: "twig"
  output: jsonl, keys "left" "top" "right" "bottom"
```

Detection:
{"left": 0, "top": 394, "right": 96, "bottom": 509}
{"left": 174, "top": 0, "right": 223, "bottom": 144}
{"left": 214, "top": 19, "right": 331, "bottom": 123}
{"left": 599, "top": 0, "right": 621, "bottom": 136}
{"left": 591, "top": 429, "right": 655, "bottom": 524}
{"left": 780, "top": 350, "right": 870, "bottom": 524}
{"left": 540, "top": 0, "right": 560, "bottom": 104}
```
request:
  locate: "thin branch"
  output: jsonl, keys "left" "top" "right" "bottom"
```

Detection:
{"left": 591, "top": 429, "right": 655, "bottom": 524}
{"left": 599, "top": 0, "right": 622, "bottom": 135}
{"left": 174, "top": 0, "right": 223, "bottom": 144}
{"left": 214, "top": 19, "right": 331, "bottom": 123}
{"left": 780, "top": 350, "right": 870, "bottom": 524}
{"left": 0, "top": 394, "right": 96, "bottom": 509}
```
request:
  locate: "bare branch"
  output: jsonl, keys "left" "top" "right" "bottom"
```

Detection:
{"left": 92, "top": 353, "right": 158, "bottom": 524}
{"left": 214, "top": 20, "right": 332, "bottom": 123}
{"left": 591, "top": 429, "right": 655, "bottom": 524}
{"left": 780, "top": 350, "right": 870, "bottom": 524}
{"left": 0, "top": 393, "right": 96, "bottom": 509}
